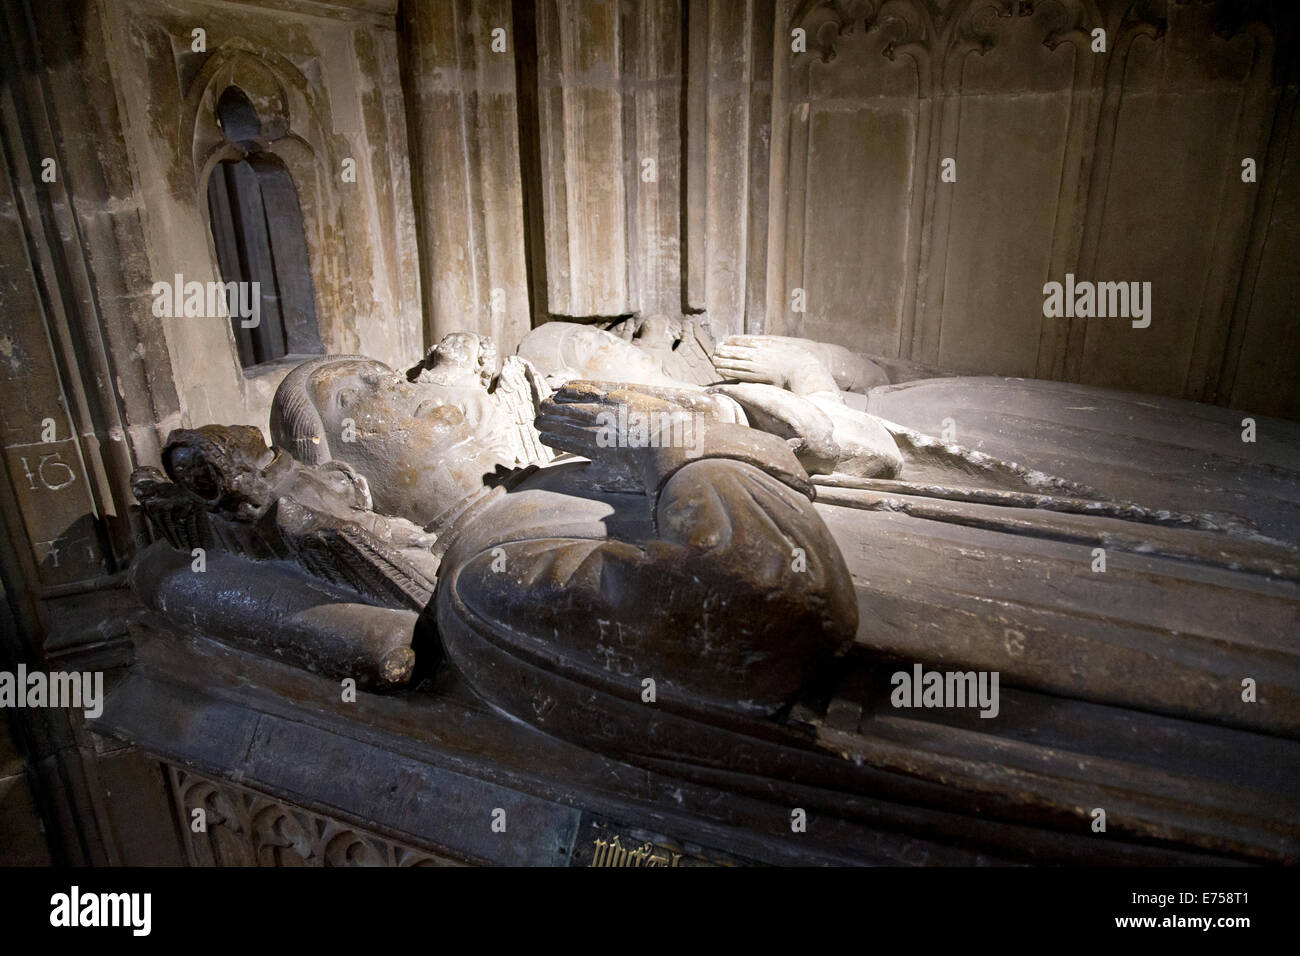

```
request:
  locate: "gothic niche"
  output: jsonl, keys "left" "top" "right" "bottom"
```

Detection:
{"left": 206, "top": 85, "right": 324, "bottom": 368}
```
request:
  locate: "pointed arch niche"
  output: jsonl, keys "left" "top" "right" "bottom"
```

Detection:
{"left": 184, "top": 41, "right": 358, "bottom": 372}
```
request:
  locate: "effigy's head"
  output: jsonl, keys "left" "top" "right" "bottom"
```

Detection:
{"left": 417, "top": 331, "right": 497, "bottom": 389}
{"left": 271, "top": 355, "right": 511, "bottom": 528}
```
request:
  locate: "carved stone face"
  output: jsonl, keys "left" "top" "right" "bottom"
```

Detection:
{"left": 425, "top": 331, "right": 497, "bottom": 389}
{"left": 306, "top": 359, "right": 513, "bottom": 528}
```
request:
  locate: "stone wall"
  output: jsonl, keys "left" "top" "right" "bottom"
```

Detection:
{"left": 401, "top": 0, "right": 532, "bottom": 348}
{"left": 0, "top": 0, "right": 425, "bottom": 600}
{"left": 415, "top": 0, "right": 1298, "bottom": 418}
{"left": 1, "top": 0, "right": 426, "bottom": 461}
{"left": 769, "top": 0, "right": 1300, "bottom": 419}
{"left": 97, "top": 0, "right": 424, "bottom": 431}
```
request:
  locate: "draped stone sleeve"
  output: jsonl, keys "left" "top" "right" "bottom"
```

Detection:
{"left": 432, "top": 457, "right": 858, "bottom": 717}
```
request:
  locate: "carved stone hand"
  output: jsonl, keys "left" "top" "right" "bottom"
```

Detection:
{"left": 708, "top": 382, "right": 903, "bottom": 478}
{"left": 714, "top": 334, "right": 890, "bottom": 395}
{"left": 713, "top": 335, "right": 842, "bottom": 398}
{"left": 535, "top": 381, "right": 813, "bottom": 498}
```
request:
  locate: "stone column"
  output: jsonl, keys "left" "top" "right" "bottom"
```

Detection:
{"left": 401, "top": 0, "right": 532, "bottom": 351}
{"left": 535, "top": 0, "right": 631, "bottom": 317}
{"left": 621, "top": 0, "right": 683, "bottom": 318}
{"left": 684, "top": 0, "right": 774, "bottom": 338}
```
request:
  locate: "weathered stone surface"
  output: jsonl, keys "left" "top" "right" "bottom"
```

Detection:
{"left": 3, "top": 0, "right": 1300, "bottom": 871}
{"left": 95, "top": 0, "right": 423, "bottom": 433}
{"left": 769, "top": 0, "right": 1299, "bottom": 419}
{"left": 0, "top": 714, "right": 52, "bottom": 866}
{"left": 401, "top": 0, "right": 531, "bottom": 349}
{"left": 535, "top": 0, "right": 631, "bottom": 317}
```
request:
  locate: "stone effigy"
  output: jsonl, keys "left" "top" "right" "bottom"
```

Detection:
{"left": 128, "top": 325, "right": 1300, "bottom": 863}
